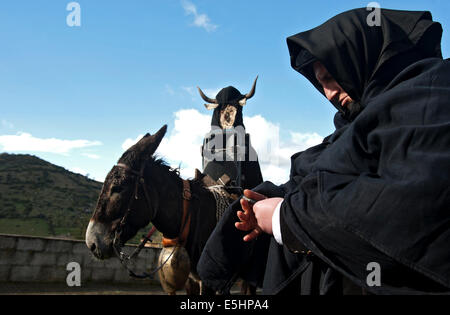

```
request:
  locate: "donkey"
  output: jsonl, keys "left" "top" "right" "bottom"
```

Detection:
{"left": 85, "top": 125, "right": 254, "bottom": 295}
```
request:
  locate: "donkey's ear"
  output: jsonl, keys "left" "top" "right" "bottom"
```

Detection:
{"left": 194, "top": 168, "right": 203, "bottom": 180}
{"left": 151, "top": 125, "right": 167, "bottom": 149}
{"left": 136, "top": 125, "right": 167, "bottom": 157}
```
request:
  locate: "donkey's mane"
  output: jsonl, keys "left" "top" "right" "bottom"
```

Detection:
{"left": 153, "top": 156, "right": 206, "bottom": 188}
{"left": 118, "top": 150, "right": 204, "bottom": 188}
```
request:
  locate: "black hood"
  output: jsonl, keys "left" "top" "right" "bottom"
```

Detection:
{"left": 216, "top": 86, "right": 245, "bottom": 106}
{"left": 287, "top": 8, "right": 443, "bottom": 122}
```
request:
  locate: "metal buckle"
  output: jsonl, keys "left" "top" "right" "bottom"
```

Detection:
{"left": 183, "top": 189, "right": 191, "bottom": 200}
{"left": 182, "top": 180, "right": 192, "bottom": 200}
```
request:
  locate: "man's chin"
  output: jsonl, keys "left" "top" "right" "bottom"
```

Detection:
{"left": 343, "top": 101, "right": 362, "bottom": 120}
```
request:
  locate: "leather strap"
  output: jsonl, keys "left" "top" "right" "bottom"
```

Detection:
{"left": 162, "top": 180, "right": 192, "bottom": 248}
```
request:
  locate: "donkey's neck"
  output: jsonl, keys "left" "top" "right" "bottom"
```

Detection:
{"left": 145, "top": 162, "right": 186, "bottom": 239}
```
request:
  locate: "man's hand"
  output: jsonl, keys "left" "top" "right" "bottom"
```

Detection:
{"left": 235, "top": 190, "right": 283, "bottom": 242}
{"left": 235, "top": 190, "right": 266, "bottom": 242}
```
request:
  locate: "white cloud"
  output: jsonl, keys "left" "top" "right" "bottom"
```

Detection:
{"left": 82, "top": 153, "right": 101, "bottom": 160}
{"left": 122, "top": 134, "right": 145, "bottom": 151}
{"left": 157, "top": 109, "right": 211, "bottom": 179}
{"left": 68, "top": 167, "right": 99, "bottom": 181}
{"left": 134, "top": 109, "right": 324, "bottom": 185}
{"left": 259, "top": 164, "right": 290, "bottom": 187}
{"left": 120, "top": 110, "right": 210, "bottom": 180}
{"left": 290, "top": 131, "right": 324, "bottom": 150}
{"left": 69, "top": 167, "right": 88, "bottom": 176}
{"left": 0, "top": 132, "right": 102, "bottom": 155}
{"left": 181, "top": 0, "right": 218, "bottom": 32}
{"left": 1, "top": 120, "right": 14, "bottom": 129}
{"left": 244, "top": 115, "right": 323, "bottom": 184}
{"left": 245, "top": 115, "right": 282, "bottom": 165}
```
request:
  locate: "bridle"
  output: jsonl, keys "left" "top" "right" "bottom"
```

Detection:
{"left": 111, "top": 160, "right": 192, "bottom": 279}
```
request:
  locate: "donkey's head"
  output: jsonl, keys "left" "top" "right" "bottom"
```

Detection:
{"left": 85, "top": 125, "right": 167, "bottom": 259}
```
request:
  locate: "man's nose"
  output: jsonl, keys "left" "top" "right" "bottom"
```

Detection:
{"left": 324, "top": 87, "right": 339, "bottom": 102}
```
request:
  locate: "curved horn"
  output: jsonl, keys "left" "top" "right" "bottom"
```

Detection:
{"left": 244, "top": 76, "right": 259, "bottom": 100}
{"left": 197, "top": 87, "right": 217, "bottom": 104}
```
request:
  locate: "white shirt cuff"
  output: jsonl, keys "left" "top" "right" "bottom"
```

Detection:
{"left": 272, "top": 200, "right": 284, "bottom": 245}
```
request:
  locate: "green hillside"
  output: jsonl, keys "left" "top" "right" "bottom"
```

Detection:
{"left": 0, "top": 153, "right": 161, "bottom": 244}
{"left": 0, "top": 153, "right": 102, "bottom": 240}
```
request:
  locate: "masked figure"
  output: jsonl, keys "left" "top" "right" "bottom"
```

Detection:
{"left": 199, "top": 79, "right": 264, "bottom": 190}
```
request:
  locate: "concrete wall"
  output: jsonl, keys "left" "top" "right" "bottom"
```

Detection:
{"left": 0, "top": 234, "right": 162, "bottom": 284}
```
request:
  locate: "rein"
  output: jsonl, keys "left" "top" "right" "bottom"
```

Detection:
{"left": 112, "top": 161, "right": 193, "bottom": 279}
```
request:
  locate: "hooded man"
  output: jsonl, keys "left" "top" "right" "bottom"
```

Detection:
{"left": 197, "top": 8, "right": 450, "bottom": 295}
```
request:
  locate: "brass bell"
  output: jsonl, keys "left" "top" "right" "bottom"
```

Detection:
{"left": 157, "top": 246, "right": 191, "bottom": 295}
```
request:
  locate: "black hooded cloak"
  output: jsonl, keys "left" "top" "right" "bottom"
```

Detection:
{"left": 204, "top": 86, "right": 263, "bottom": 190}
{"left": 197, "top": 8, "right": 450, "bottom": 294}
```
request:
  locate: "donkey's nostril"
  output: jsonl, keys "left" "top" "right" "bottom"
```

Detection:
{"left": 90, "top": 243, "right": 96, "bottom": 252}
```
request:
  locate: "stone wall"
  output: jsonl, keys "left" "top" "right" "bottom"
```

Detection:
{"left": 0, "top": 234, "right": 162, "bottom": 284}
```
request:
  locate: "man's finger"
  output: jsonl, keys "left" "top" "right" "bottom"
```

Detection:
{"left": 237, "top": 210, "right": 249, "bottom": 222}
{"left": 235, "top": 221, "right": 253, "bottom": 231}
{"left": 240, "top": 198, "right": 252, "bottom": 213}
{"left": 244, "top": 190, "right": 267, "bottom": 202}
{"left": 243, "top": 229, "right": 261, "bottom": 242}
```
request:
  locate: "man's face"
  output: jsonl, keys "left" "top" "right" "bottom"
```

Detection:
{"left": 313, "top": 61, "right": 354, "bottom": 108}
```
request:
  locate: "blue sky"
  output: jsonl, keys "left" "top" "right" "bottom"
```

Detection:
{"left": 1, "top": 0, "right": 449, "bottom": 183}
